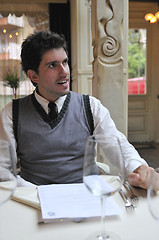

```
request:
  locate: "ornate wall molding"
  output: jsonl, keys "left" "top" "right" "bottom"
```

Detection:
{"left": 93, "top": 0, "right": 123, "bottom": 65}
{"left": 91, "top": 0, "right": 128, "bottom": 134}
{"left": 98, "top": 0, "right": 123, "bottom": 65}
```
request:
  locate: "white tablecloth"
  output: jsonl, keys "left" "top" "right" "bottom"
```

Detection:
{"left": 0, "top": 187, "right": 158, "bottom": 240}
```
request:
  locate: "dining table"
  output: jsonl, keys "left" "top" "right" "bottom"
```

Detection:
{"left": 0, "top": 184, "right": 158, "bottom": 240}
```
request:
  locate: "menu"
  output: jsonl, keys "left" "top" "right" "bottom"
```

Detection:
{"left": 38, "top": 183, "right": 122, "bottom": 221}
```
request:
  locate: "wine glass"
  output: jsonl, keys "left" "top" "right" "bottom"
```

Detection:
{"left": 147, "top": 167, "right": 159, "bottom": 222}
{"left": 0, "top": 140, "right": 17, "bottom": 206}
{"left": 83, "top": 134, "right": 125, "bottom": 240}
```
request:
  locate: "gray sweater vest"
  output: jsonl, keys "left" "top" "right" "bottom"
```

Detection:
{"left": 13, "top": 91, "right": 94, "bottom": 185}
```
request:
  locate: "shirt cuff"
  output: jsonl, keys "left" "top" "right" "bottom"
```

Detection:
{"left": 17, "top": 175, "right": 36, "bottom": 187}
{"left": 125, "top": 158, "right": 148, "bottom": 177}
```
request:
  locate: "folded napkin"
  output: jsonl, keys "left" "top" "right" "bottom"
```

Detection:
{"left": 11, "top": 186, "right": 40, "bottom": 209}
{"left": 0, "top": 180, "right": 17, "bottom": 190}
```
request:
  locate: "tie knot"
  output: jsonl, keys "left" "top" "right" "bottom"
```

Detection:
{"left": 48, "top": 102, "right": 58, "bottom": 119}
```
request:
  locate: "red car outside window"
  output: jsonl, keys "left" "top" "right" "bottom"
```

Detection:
{"left": 128, "top": 77, "right": 146, "bottom": 95}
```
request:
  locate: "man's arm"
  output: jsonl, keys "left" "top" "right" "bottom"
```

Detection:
{"left": 89, "top": 96, "right": 154, "bottom": 189}
{"left": 0, "top": 103, "right": 36, "bottom": 187}
{"left": 0, "top": 102, "right": 17, "bottom": 177}
{"left": 0, "top": 102, "right": 17, "bottom": 160}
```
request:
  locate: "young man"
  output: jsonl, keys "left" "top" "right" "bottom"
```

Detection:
{"left": 0, "top": 30, "right": 154, "bottom": 188}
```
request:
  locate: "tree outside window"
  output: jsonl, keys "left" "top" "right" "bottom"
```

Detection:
{"left": 128, "top": 28, "right": 146, "bottom": 95}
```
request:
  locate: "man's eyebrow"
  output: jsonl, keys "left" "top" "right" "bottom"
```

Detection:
{"left": 46, "top": 60, "right": 58, "bottom": 66}
{"left": 46, "top": 57, "right": 68, "bottom": 66}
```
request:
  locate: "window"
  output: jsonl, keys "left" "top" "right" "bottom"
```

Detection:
{"left": 0, "top": 3, "right": 49, "bottom": 110}
{"left": 128, "top": 28, "right": 146, "bottom": 95}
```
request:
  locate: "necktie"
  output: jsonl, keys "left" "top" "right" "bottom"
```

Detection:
{"left": 48, "top": 102, "right": 58, "bottom": 120}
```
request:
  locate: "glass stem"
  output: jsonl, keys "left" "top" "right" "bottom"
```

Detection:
{"left": 99, "top": 195, "right": 107, "bottom": 240}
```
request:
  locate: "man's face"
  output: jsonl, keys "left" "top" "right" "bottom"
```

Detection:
{"left": 34, "top": 48, "right": 70, "bottom": 102}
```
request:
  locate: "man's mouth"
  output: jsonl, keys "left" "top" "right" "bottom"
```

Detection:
{"left": 58, "top": 80, "right": 67, "bottom": 85}
{"left": 57, "top": 76, "right": 69, "bottom": 85}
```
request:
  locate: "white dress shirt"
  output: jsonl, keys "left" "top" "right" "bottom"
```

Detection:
{"left": 0, "top": 91, "right": 147, "bottom": 186}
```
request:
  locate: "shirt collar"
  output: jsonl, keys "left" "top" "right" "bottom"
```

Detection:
{"left": 34, "top": 90, "right": 67, "bottom": 114}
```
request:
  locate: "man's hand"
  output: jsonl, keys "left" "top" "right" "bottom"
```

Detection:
{"left": 128, "top": 165, "right": 154, "bottom": 189}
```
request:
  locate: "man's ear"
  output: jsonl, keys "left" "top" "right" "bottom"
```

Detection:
{"left": 27, "top": 70, "right": 39, "bottom": 84}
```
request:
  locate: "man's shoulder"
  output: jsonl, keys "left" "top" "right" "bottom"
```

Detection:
{"left": 70, "top": 91, "right": 101, "bottom": 105}
{"left": 0, "top": 101, "right": 12, "bottom": 117}
{"left": 18, "top": 93, "right": 33, "bottom": 101}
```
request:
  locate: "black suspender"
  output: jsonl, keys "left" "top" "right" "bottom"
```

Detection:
{"left": 83, "top": 95, "right": 94, "bottom": 135}
{"left": 12, "top": 99, "right": 19, "bottom": 144}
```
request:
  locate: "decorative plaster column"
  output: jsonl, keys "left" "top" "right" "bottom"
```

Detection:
{"left": 70, "top": 0, "right": 93, "bottom": 95}
{"left": 91, "top": 0, "right": 128, "bottom": 135}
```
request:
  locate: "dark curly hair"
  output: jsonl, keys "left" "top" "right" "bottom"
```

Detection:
{"left": 21, "top": 30, "right": 68, "bottom": 86}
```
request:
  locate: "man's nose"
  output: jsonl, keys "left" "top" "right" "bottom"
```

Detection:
{"left": 59, "top": 63, "right": 68, "bottom": 73}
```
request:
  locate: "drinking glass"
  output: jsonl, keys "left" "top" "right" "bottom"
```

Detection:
{"left": 0, "top": 140, "right": 17, "bottom": 206}
{"left": 83, "top": 135, "right": 124, "bottom": 240}
{"left": 147, "top": 167, "right": 159, "bottom": 222}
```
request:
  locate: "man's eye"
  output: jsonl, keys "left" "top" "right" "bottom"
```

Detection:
{"left": 63, "top": 59, "right": 68, "bottom": 65}
{"left": 49, "top": 63, "right": 56, "bottom": 68}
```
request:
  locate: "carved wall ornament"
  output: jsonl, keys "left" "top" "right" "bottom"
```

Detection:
{"left": 97, "top": 0, "right": 123, "bottom": 65}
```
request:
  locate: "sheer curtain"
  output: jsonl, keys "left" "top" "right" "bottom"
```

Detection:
{"left": 0, "top": 3, "right": 49, "bottom": 110}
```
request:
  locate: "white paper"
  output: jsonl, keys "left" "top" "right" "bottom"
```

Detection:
{"left": 38, "top": 183, "right": 122, "bottom": 220}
